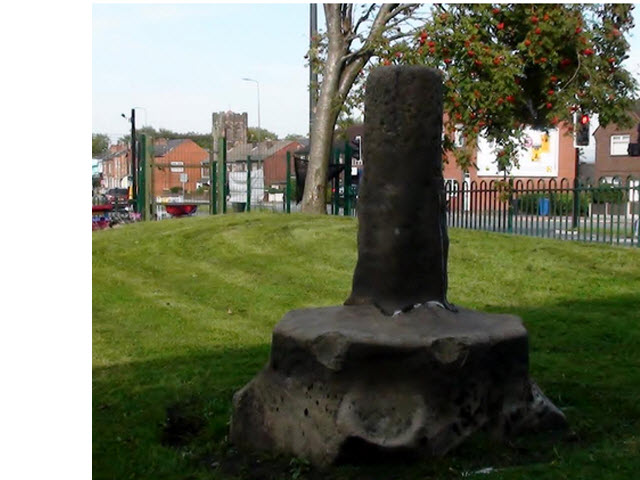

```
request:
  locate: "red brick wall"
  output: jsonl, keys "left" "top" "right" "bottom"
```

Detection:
{"left": 263, "top": 142, "right": 303, "bottom": 188}
{"left": 594, "top": 121, "right": 640, "bottom": 180}
{"left": 152, "top": 140, "right": 209, "bottom": 197}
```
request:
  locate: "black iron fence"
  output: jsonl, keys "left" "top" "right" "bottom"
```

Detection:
{"left": 444, "top": 176, "right": 640, "bottom": 246}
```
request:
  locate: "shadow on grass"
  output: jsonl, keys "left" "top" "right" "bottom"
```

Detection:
{"left": 93, "top": 294, "right": 640, "bottom": 480}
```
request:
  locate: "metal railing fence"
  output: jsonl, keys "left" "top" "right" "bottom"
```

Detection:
{"left": 444, "top": 176, "right": 640, "bottom": 246}
{"left": 101, "top": 134, "right": 639, "bottom": 247}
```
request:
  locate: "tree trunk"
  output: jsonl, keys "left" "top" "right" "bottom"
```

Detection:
{"left": 300, "top": 4, "right": 404, "bottom": 214}
{"left": 301, "top": 7, "right": 346, "bottom": 214}
{"left": 301, "top": 77, "right": 344, "bottom": 213}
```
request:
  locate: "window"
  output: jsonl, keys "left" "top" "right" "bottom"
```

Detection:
{"left": 354, "top": 135, "right": 362, "bottom": 164}
{"left": 170, "top": 161, "right": 184, "bottom": 173}
{"left": 454, "top": 124, "right": 465, "bottom": 148}
{"left": 201, "top": 161, "right": 209, "bottom": 178}
{"left": 610, "top": 135, "right": 630, "bottom": 156}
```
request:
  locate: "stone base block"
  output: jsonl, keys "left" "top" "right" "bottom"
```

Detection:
{"left": 230, "top": 304, "right": 566, "bottom": 466}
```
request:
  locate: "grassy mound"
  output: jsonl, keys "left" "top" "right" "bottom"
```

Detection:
{"left": 93, "top": 212, "right": 640, "bottom": 479}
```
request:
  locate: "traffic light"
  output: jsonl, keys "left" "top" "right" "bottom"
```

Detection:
{"left": 575, "top": 114, "right": 590, "bottom": 146}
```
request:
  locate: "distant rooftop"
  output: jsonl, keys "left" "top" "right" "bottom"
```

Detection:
{"left": 227, "top": 139, "right": 304, "bottom": 162}
{"left": 153, "top": 139, "right": 187, "bottom": 157}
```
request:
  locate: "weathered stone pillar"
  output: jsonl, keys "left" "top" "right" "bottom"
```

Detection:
{"left": 230, "top": 66, "right": 567, "bottom": 467}
{"left": 345, "top": 67, "right": 452, "bottom": 314}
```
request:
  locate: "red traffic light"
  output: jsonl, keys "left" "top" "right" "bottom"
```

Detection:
{"left": 580, "top": 114, "right": 589, "bottom": 125}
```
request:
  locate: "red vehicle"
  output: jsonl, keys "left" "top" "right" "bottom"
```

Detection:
{"left": 105, "top": 188, "right": 129, "bottom": 205}
{"left": 92, "top": 204, "right": 113, "bottom": 230}
{"left": 165, "top": 204, "right": 198, "bottom": 217}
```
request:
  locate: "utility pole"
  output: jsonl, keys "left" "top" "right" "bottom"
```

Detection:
{"left": 309, "top": 4, "right": 318, "bottom": 138}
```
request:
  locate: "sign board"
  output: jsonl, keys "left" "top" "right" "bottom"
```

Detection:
{"left": 180, "top": 173, "right": 188, "bottom": 183}
{"left": 476, "top": 127, "right": 559, "bottom": 177}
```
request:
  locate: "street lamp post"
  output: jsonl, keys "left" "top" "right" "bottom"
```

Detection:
{"left": 242, "top": 78, "right": 261, "bottom": 144}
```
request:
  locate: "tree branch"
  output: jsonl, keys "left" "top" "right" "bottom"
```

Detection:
{"left": 385, "top": 4, "right": 418, "bottom": 23}
{"left": 353, "top": 4, "right": 378, "bottom": 37}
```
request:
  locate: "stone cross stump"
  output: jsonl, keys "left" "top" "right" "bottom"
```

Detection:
{"left": 230, "top": 66, "right": 566, "bottom": 466}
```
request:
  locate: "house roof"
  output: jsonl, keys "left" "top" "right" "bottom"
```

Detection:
{"left": 227, "top": 140, "right": 300, "bottom": 162}
{"left": 593, "top": 100, "right": 640, "bottom": 136}
{"left": 102, "top": 148, "right": 128, "bottom": 160}
{"left": 153, "top": 139, "right": 187, "bottom": 157}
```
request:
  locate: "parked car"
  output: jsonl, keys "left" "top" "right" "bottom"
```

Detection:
{"left": 105, "top": 188, "right": 129, "bottom": 205}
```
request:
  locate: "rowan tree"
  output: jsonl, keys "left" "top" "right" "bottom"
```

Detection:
{"left": 379, "top": 3, "right": 638, "bottom": 171}
{"left": 303, "top": 4, "right": 637, "bottom": 213}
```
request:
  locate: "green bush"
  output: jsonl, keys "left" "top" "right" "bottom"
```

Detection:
{"left": 517, "top": 192, "right": 545, "bottom": 214}
{"left": 591, "top": 184, "right": 626, "bottom": 204}
{"left": 516, "top": 192, "right": 590, "bottom": 215}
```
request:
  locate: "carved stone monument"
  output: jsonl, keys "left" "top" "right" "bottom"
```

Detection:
{"left": 230, "top": 66, "right": 566, "bottom": 466}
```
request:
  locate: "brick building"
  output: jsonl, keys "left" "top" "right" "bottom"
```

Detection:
{"left": 100, "top": 144, "right": 130, "bottom": 190}
{"left": 262, "top": 141, "right": 305, "bottom": 188}
{"left": 227, "top": 140, "right": 305, "bottom": 189}
{"left": 152, "top": 139, "right": 210, "bottom": 198}
{"left": 593, "top": 108, "right": 640, "bottom": 181}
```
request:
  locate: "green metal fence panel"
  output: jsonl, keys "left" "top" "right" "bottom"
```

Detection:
{"left": 209, "top": 154, "right": 217, "bottom": 215}
{"left": 137, "top": 134, "right": 153, "bottom": 221}
{"left": 286, "top": 151, "right": 291, "bottom": 214}
{"left": 246, "top": 156, "right": 252, "bottom": 212}
{"left": 217, "top": 137, "right": 227, "bottom": 214}
{"left": 344, "top": 142, "right": 352, "bottom": 217}
{"left": 136, "top": 136, "right": 145, "bottom": 217}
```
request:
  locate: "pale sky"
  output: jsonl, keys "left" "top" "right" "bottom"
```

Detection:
{"left": 93, "top": 3, "right": 311, "bottom": 142}
{"left": 92, "top": 2, "right": 640, "bottom": 160}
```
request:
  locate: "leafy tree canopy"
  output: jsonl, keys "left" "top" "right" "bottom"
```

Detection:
{"left": 118, "top": 127, "right": 212, "bottom": 150}
{"left": 92, "top": 133, "right": 110, "bottom": 157}
{"left": 248, "top": 127, "right": 279, "bottom": 143}
{"left": 338, "top": 4, "right": 638, "bottom": 172}
{"left": 284, "top": 133, "right": 308, "bottom": 141}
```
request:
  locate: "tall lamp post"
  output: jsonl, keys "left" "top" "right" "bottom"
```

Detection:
{"left": 242, "top": 78, "right": 261, "bottom": 144}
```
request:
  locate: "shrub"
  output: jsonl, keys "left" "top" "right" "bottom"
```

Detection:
{"left": 516, "top": 192, "right": 590, "bottom": 215}
{"left": 591, "top": 184, "right": 626, "bottom": 204}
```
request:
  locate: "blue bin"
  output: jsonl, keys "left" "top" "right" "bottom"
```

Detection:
{"left": 538, "top": 198, "right": 550, "bottom": 216}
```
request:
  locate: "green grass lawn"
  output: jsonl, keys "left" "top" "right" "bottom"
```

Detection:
{"left": 93, "top": 212, "right": 640, "bottom": 480}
